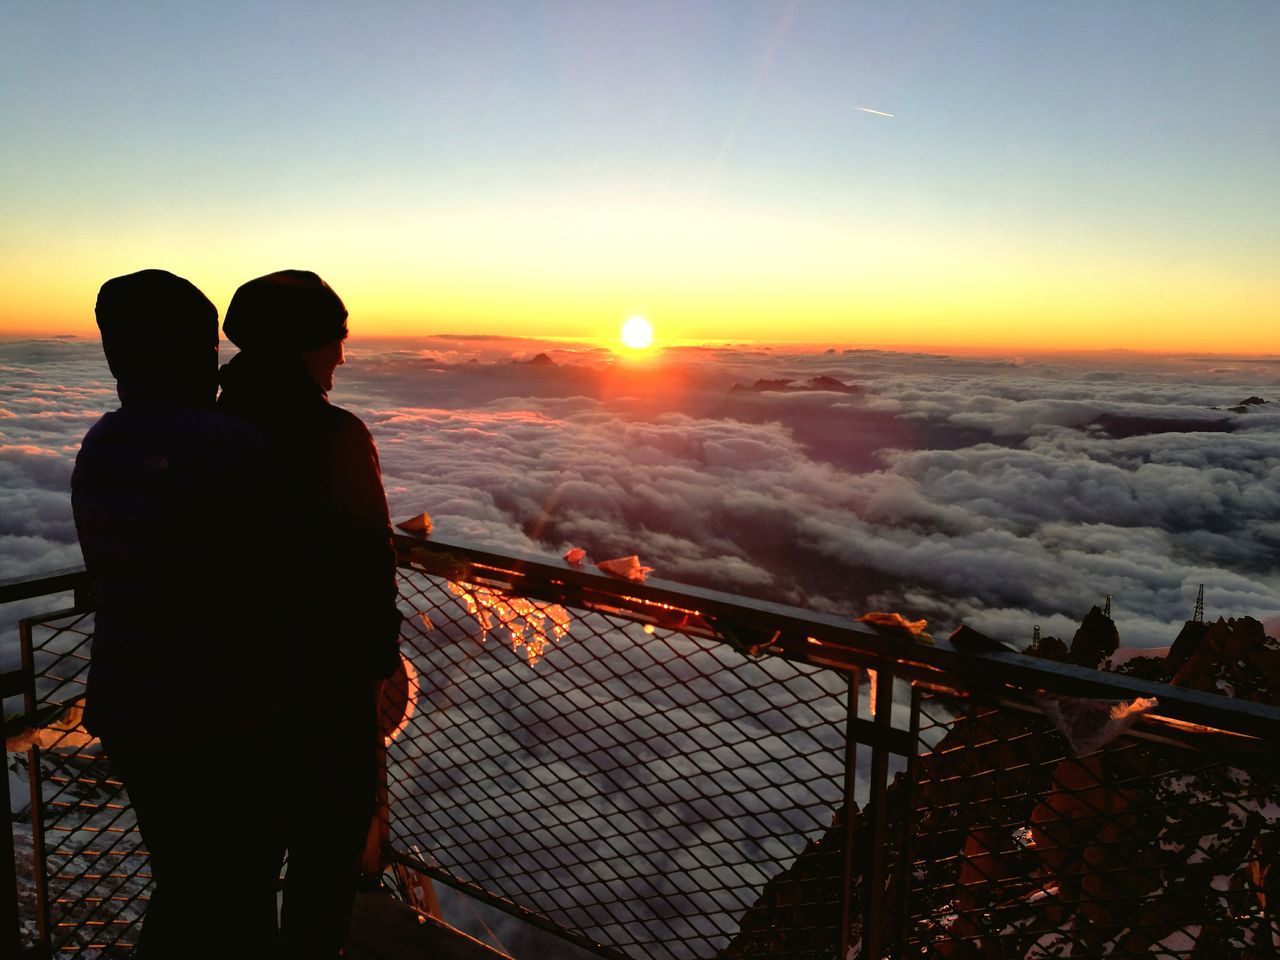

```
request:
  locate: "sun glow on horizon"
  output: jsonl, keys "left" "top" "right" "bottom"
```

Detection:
{"left": 621, "top": 315, "right": 654, "bottom": 350}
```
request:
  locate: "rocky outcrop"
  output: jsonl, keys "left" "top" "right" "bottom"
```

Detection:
{"left": 1229, "top": 396, "right": 1270, "bottom": 413}
{"left": 514, "top": 352, "right": 556, "bottom": 366}
{"left": 1068, "top": 605, "right": 1121, "bottom": 667}
{"left": 1169, "top": 616, "right": 1280, "bottom": 703}
{"left": 1086, "top": 413, "right": 1234, "bottom": 438}
{"left": 1168, "top": 619, "right": 1211, "bottom": 672}
{"left": 725, "top": 608, "right": 1280, "bottom": 958}
{"left": 919, "top": 611, "right": 1280, "bottom": 957}
{"left": 729, "top": 377, "right": 862, "bottom": 395}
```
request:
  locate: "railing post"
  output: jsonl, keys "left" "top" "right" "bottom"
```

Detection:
{"left": 19, "top": 618, "right": 51, "bottom": 956}
{"left": 892, "top": 684, "right": 923, "bottom": 958}
{"left": 863, "top": 667, "right": 894, "bottom": 960}
{"left": 2, "top": 722, "right": 17, "bottom": 959}
{"left": 839, "top": 669, "right": 861, "bottom": 959}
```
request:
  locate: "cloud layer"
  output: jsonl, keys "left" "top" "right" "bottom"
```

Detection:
{"left": 2, "top": 335, "right": 1278, "bottom": 654}
{"left": 335, "top": 339, "right": 1280, "bottom": 648}
{"left": 3, "top": 334, "right": 1278, "bottom": 955}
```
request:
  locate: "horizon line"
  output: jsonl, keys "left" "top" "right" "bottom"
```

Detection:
{"left": 4, "top": 329, "right": 1279, "bottom": 362}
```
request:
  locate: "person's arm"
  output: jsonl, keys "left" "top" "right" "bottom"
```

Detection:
{"left": 326, "top": 411, "right": 402, "bottom": 680}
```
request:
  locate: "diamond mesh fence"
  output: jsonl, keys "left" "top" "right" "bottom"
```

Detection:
{"left": 904, "top": 689, "right": 1280, "bottom": 958}
{"left": 6, "top": 546, "right": 1280, "bottom": 960}
{"left": 387, "top": 565, "right": 855, "bottom": 960}
{"left": 21, "top": 607, "right": 149, "bottom": 958}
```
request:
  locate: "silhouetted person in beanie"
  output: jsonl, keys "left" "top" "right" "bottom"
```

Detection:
{"left": 72, "top": 269, "right": 284, "bottom": 959}
{"left": 218, "top": 270, "right": 401, "bottom": 959}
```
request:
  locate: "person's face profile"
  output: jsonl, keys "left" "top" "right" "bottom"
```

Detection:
{"left": 302, "top": 338, "right": 345, "bottom": 393}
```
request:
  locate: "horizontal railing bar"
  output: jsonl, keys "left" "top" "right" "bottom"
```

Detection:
{"left": 805, "top": 640, "right": 1280, "bottom": 764}
{"left": 397, "top": 534, "right": 1280, "bottom": 742}
{"left": 927, "top": 642, "right": 1280, "bottom": 744}
{"left": 7, "top": 539, "right": 1274, "bottom": 741}
{"left": 396, "top": 533, "right": 889, "bottom": 645}
{"left": 0, "top": 568, "right": 88, "bottom": 605}
{"left": 6, "top": 539, "right": 1275, "bottom": 740}
{"left": 0, "top": 669, "right": 25, "bottom": 698}
{"left": 387, "top": 848, "right": 631, "bottom": 960}
{"left": 848, "top": 714, "right": 914, "bottom": 756}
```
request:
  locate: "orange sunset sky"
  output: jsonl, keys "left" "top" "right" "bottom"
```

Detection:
{"left": 2, "top": 3, "right": 1277, "bottom": 354}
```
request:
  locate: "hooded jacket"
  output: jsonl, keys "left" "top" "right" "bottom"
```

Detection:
{"left": 73, "top": 404, "right": 283, "bottom": 743}
{"left": 216, "top": 351, "right": 401, "bottom": 692}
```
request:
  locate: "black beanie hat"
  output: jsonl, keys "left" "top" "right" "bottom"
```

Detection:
{"left": 95, "top": 269, "right": 219, "bottom": 382}
{"left": 222, "top": 270, "right": 348, "bottom": 353}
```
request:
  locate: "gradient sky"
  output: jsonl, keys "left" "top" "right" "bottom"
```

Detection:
{"left": 2, "top": 1, "right": 1277, "bottom": 351}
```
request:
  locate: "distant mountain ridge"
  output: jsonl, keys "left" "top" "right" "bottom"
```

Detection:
{"left": 1084, "top": 396, "right": 1273, "bottom": 438}
{"left": 729, "top": 376, "right": 863, "bottom": 395}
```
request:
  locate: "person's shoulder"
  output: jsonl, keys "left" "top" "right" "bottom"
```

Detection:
{"left": 75, "top": 410, "right": 122, "bottom": 459}
{"left": 80, "top": 410, "right": 119, "bottom": 440}
{"left": 78, "top": 407, "right": 184, "bottom": 448}
{"left": 321, "top": 403, "right": 375, "bottom": 447}
{"left": 86, "top": 405, "right": 256, "bottom": 439}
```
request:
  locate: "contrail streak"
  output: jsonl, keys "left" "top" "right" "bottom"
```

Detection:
{"left": 857, "top": 106, "right": 895, "bottom": 118}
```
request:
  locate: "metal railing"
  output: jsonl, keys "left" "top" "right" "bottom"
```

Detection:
{"left": 1, "top": 569, "right": 148, "bottom": 959}
{"left": 5, "top": 535, "right": 1280, "bottom": 958}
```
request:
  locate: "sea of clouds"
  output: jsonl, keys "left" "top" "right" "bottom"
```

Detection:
{"left": 4, "top": 333, "right": 1279, "bottom": 956}
{"left": 2, "top": 335, "right": 1279, "bottom": 655}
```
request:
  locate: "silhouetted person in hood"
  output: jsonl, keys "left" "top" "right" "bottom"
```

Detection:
{"left": 72, "top": 269, "right": 284, "bottom": 959}
{"left": 218, "top": 270, "right": 401, "bottom": 959}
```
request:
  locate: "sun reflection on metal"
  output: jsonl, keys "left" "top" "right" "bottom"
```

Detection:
{"left": 447, "top": 580, "right": 572, "bottom": 665}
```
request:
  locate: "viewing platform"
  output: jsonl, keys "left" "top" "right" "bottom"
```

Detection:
{"left": 5, "top": 534, "right": 1280, "bottom": 959}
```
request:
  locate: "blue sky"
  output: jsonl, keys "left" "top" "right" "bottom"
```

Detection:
{"left": 3, "top": 1, "right": 1278, "bottom": 347}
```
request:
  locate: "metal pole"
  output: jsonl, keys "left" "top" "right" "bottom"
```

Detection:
{"left": 838, "top": 668, "right": 862, "bottom": 960}
{"left": 20, "top": 618, "right": 51, "bottom": 955}
{"left": 863, "top": 668, "right": 894, "bottom": 960}
{"left": 1, "top": 729, "right": 18, "bottom": 958}
{"left": 892, "top": 684, "right": 923, "bottom": 958}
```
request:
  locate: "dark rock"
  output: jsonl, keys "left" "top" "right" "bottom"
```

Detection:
{"left": 723, "top": 613, "right": 1280, "bottom": 957}
{"left": 1086, "top": 413, "right": 1235, "bottom": 438}
{"left": 729, "top": 376, "right": 860, "bottom": 395}
{"left": 1068, "top": 606, "right": 1119, "bottom": 667}
{"left": 805, "top": 376, "right": 862, "bottom": 394}
{"left": 1025, "top": 634, "right": 1070, "bottom": 662}
{"left": 515, "top": 352, "right": 555, "bottom": 367}
{"left": 746, "top": 378, "right": 794, "bottom": 392}
{"left": 1171, "top": 616, "right": 1280, "bottom": 703}
{"left": 1167, "top": 619, "right": 1210, "bottom": 672}
{"left": 1111, "top": 655, "right": 1172, "bottom": 683}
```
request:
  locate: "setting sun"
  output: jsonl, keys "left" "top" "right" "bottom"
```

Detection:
{"left": 621, "top": 315, "right": 654, "bottom": 350}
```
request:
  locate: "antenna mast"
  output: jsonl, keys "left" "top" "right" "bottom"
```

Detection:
{"left": 1103, "top": 595, "right": 1112, "bottom": 619}
{"left": 1193, "top": 584, "right": 1204, "bottom": 623}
